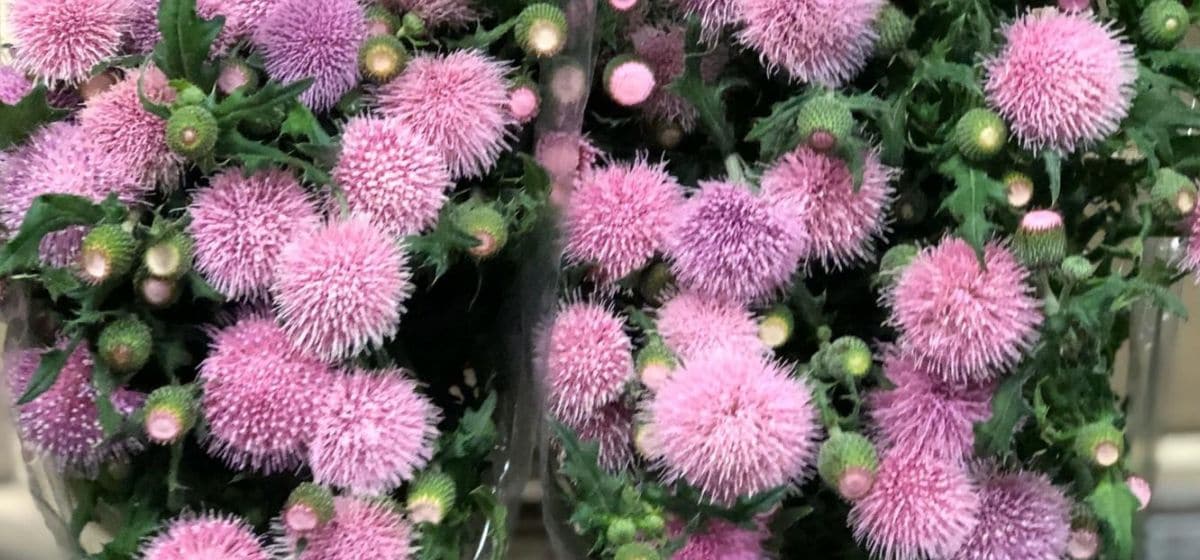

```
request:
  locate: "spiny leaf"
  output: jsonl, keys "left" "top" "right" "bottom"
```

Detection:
{"left": 1043, "top": 151, "right": 1062, "bottom": 206}
{"left": 281, "top": 102, "right": 334, "bottom": 145}
{"left": 0, "top": 87, "right": 67, "bottom": 149}
{"left": 185, "top": 271, "right": 225, "bottom": 303}
{"left": 973, "top": 371, "right": 1032, "bottom": 458}
{"left": 215, "top": 129, "right": 331, "bottom": 185}
{"left": 1087, "top": 472, "right": 1138, "bottom": 560}
{"left": 669, "top": 19, "right": 737, "bottom": 156}
{"left": 938, "top": 155, "right": 1005, "bottom": 259}
{"left": 746, "top": 95, "right": 810, "bottom": 160}
{"left": 447, "top": 20, "right": 518, "bottom": 50}
{"left": 914, "top": 41, "right": 983, "bottom": 97}
{"left": 214, "top": 79, "right": 315, "bottom": 126}
{"left": 152, "top": 0, "right": 223, "bottom": 90}
{"left": 16, "top": 336, "right": 82, "bottom": 405}
{"left": 845, "top": 93, "right": 909, "bottom": 166}
{"left": 0, "top": 194, "right": 109, "bottom": 275}
{"left": 91, "top": 362, "right": 123, "bottom": 436}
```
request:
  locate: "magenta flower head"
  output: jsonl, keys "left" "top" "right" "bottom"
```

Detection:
{"left": 956, "top": 469, "right": 1070, "bottom": 560}
{"left": 669, "top": 517, "right": 767, "bottom": 560}
{"left": 332, "top": 116, "right": 454, "bottom": 237}
{"left": 762, "top": 146, "right": 896, "bottom": 270}
{"left": 140, "top": 513, "right": 269, "bottom": 560}
{"left": 284, "top": 496, "right": 415, "bottom": 560}
{"left": 604, "top": 56, "right": 656, "bottom": 107}
{"left": 564, "top": 158, "right": 684, "bottom": 282}
{"left": 10, "top": 0, "right": 126, "bottom": 83}
{"left": 646, "top": 348, "right": 820, "bottom": 505}
{"left": 0, "top": 66, "right": 33, "bottom": 104}
{"left": 255, "top": 0, "right": 365, "bottom": 111}
{"left": 630, "top": 25, "right": 697, "bottom": 131}
{"left": 655, "top": 290, "right": 764, "bottom": 363}
{"left": 737, "top": 0, "right": 884, "bottom": 86}
{"left": 271, "top": 217, "right": 413, "bottom": 361}
{"left": 309, "top": 369, "right": 440, "bottom": 495}
{"left": 576, "top": 400, "right": 635, "bottom": 473}
{"left": 189, "top": 168, "right": 321, "bottom": 300}
{"left": 384, "top": 0, "right": 479, "bottom": 28}
{"left": 667, "top": 181, "right": 806, "bottom": 305}
{"left": 376, "top": 50, "right": 514, "bottom": 179}
{"left": 673, "top": 0, "right": 739, "bottom": 41}
{"left": 540, "top": 301, "right": 634, "bottom": 426}
{"left": 850, "top": 451, "right": 981, "bottom": 560}
{"left": 985, "top": 10, "right": 1135, "bottom": 154}
{"left": 199, "top": 314, "right": 335, "bottom": 473}
{"left": 888, "top": 238, "right": 1042, "bottom": 385}
{"left": 508, "top": 83, "right": 540, "bottom": 123}
{"left": 79, "top": 68, "right": 181, "bottom": 191}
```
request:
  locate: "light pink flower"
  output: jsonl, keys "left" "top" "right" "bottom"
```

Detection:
{"left": 11, "top": 0, "right": 126, "bottom": 83}
{"left": 0, "top": 66, "right": 33, "bottom": 104}
{"left": 540, "top": 301, "right": 634, "bottom": 427}
{"left": 255, "top": 0, "right": 365, "bottom": 111}
{"left": 575, "top": 400, "right": 635, "bottom": 473}
{"left": 382, "top": 0, "right": 479, "bottom": 27}
{"left": 956, "top": 470, "right": 1070, "bottom": 560}
{"left": 669, "top": 517, "right": 767, "bottom": 560}
{"left": 79, "top": 68, "right": 181, "bottom": 191}
{"left": 655, "top": 290, "right": 764, "bottom": 363}
{"left": 737, "top": 0, "right": 884, "bottom": 86}
{"left": 289, "top": 496, "right": 416, "bottom": 560}
{"left": 141, "top": 514, "right": 269, "bottom": 560}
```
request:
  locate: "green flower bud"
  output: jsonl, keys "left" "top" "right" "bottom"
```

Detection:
{"left": 1060, "top": 255, "right": 1096, "bottom": 282}
{"left": 638, "top": 262, "right": 674, "bottom": 303}
{"left": 359, "top": 35, "right": 408, "bottom": 84}
{"left": 1014, "top": 210, "right": 1066, "bottom": 269}
{"left": 635, "top": 512, "right": 665, "bottom": 536}
{"left": 1140, "top": 0, "right": 1190, "bottom": 47}
{"left": 401, "top": 12, "right": 426, "bottom": 38}
{"left": 952, "top": 108, "right": 1008, "bottom": 161}
{"left": 1003, "top": 171, "right": 1035, "bottom": 208}
{"left": 824, "top": 336, "right": 873, "bottom": 379}
{"left": 1074, "top": 421, "right": 1124, "bottom": 467}
{"left": 636, "top": 336, "right": 677, "bottom": 390}
{"left": 515, "top": 4, "right": 568, "bottom": 58}
{"left": 78, "top": 224, "right": 136, "bottom": 284}
{"left": 874, "top": 4, "right": 914, "bottom": 56}
{"left": 607, "top": 518, "right": 637, "bottom": 545}
{"left": 818, "top": 431, "right": 880, "bottom": 501}
{"left": 452, "top": 201, "right": 509, "bottom": 259}
{"left": 173, "top": 85, "right": 207, "bottom": 108}
{"left": 143, "top": 385, "right": 197, "bottom": 444}
{"left": 407, "top": 471, "right": 457, "bottom": 525}
{"left": 758, "top": 305, "right": 795, "bottom": 349}
{"left": 875, "top": 244, "right": 918, "bottom": 290}
{"left": 365, "top": 5, "right": 402, "bottom": 36}
{"left": 98, "top": 316, "right": 153, "bottom": 373}
{"left": 143, "top": 232, "right": 193, "bottom": 279}
{"left": 166, "top": 105, "right": 219, "bottom": 160}
{"left": 796, "top": 94, "right": 854, "bottom": 152}
{"left": 614, "top": 542, "right": 660, "bottom": 560}
{"left": 1150, "top": 168, "right": 1197, "bottom": 221}
{"left": 284, "top": 483, "right": 335, "bottom": 532}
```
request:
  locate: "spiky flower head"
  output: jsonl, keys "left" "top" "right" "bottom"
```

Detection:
{"left": 255, "top": 0, "right": 366, "bottom": 111}
{"left": 985, "top": 10, "right": 1136, "bottom": 154}
{"left": 762, "top": 146, "right": 894, "bottom": 270}
{"left": 515, "top": 3, "right": 569, "bottom": 58}
{"left": 795, "top": 94, "right": 855, "bottom": 152}
{"left": 957, "top": 470, "right": 1071, "bottom": 560}
{"left": 579, "top": 400, "right": 636, "bottom": 472}
{"left": 79, "top": 68, "right": 181, "bottom": 192}
{"left": 818, "top": 431, "right": 880, "bottom": 501}
{"left": 272, "top": 217, "right": 413, "bottom": 360}
{"left": 77, "top": 224, "right": 136, "bottom": 284}
{"left": 1061, "top": 255, "right": 1096, "bottom": 282}
{"left": 1073, "top": 421, "right": 1124, "bottom": 467}
{"left": 143, "top": 385, "right": 198, "bottom": 445}
{"left": 288, "top": 496, "right": 415, "bottom": 560}
{"left": 407, "top": 471, "right": 457, "bottom": 525}
{"left": 646, "top": 349, "right": 820, "bottom": 505}
{"left": 758, "top": 305, "right": 795, "bottom": 349}
{"left": 384, "top": 0, "right": 478, "bottom": 28}
{"left": 889, "top": 238, "right": 1042, "bottom": 385}
{"left": 0, "top": 66, "right": 33, "bottom": 104}
{"left": 1150, "top": 168, "right": 1197, "bottom": 221}
{"left": 359, "top": 35, "right": 409, "bottom": 84}
{"left": 952, "top": 108, "right": 1008, "bottom": 161}
{"left": 1004, "top": 171, "right": 1035, "bottom": 208}
{"left": 1140, "top": 1, "right": 1190, "bottom": 47}
{"left": 1127, "top": 475, "right": 1151, "bottom": 511}
{"left": 217, "top": 58, "right": 258, "bottom": 95}
{"left": 629, "top": 25, "right": 727, "bottom": 132}
{"left": 140, "top": 514, "right": 269, "bottom": 560}
{"left": 605, "top": 55, "right": 657, "bottom": 107}
{"left": 283, "top": 483, "right": 335, "bottom": 534}
{"left": 508, "top": 79, "right": 541, "bottom": 123}
{"left": 97, "top": 316, "right": 152, "bottom": 373}
{"left": 143, "top": 232, "right": 194, "bottom": 280}
{"left": 541, "top": 301, "right": 634, "bottom": 426}
{"left": 668, "top": 181, "right": 806, "bottom": 304}
{"left": 737, "top": 0, "right": 885, "bottom": 86}
{"left": 1015, "top": 210, "right": 1067, "bottom": 269}
{"left": 199, "top": 314, "right": 334, "bottom": 473}
{"left": 874, "top": 4, "right": 914, "bottom": 56}
{"left": 452, "top": 200, "right": 509, "bottom": 259}
{"left": 874, "top": 243, "right": 919, "bottom": 290}
{"left": 822, "top": 336, "right": 874, "bottom": 379}
{"left": 564, "top": 158, "right": 683, "bottom": 281}
{"left": 636, "top": 336, "right": 678, "bottom": 391}
{"left": 850, "top": 451, "right": 981, "bottom": 560}
{"left": 655, "top": 290, "right": 764, "bottom": 363}
{"left": 377, "top": 50, "right": 514, "bottom": 179}
{"left": 613, "top": 543, "right": 660, "bottom": 560}
{"left": 673, "top": 0, "right": 738, "bottom": 41}
{"left": 10, "top": 0, "right": 126, "bottom": 83}
{"left": 669, "top": 517, "right": 768, "bottom": 560}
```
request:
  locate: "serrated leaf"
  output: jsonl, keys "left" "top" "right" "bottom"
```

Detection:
{"left": 215, "top": 129, "right": 331, "bottom": 185}
{"left": 938, "top": 156, "right": 1005, "bottom": 258}
{"left": 281, "top": 102, "right": 333, "bottom": 145}
{"left": 405, "top": 205, "right": 482, "bottom": 280}
{"left": 184, "top": 271, "right": 225, "bottom": 302}
{"left": 0, "top": 194, "right": 108, "bottom": 275}
{"left": 747, "top": 95, "right": 809, "bottom": 160}
{"left": 1087, "top": 472, "right": 1138, "bottom": 560}
{"left": 0, "top": 87, "right": 67, "bottom": 149}
{"left": 91, "top": 362, "right": 123, "bottom": 436}
{"left": 152, "top": 0, "right": 223, "bottom": 90}
{"left": 214, "top": 79, "right": 314, "bottom": 126}
{"left": 1043, "top": 151, "right": 1062, "bottom": 205}
{"left": 1148, "top": 49, "right": 1200, "bottom": 74}
{"left": 973, "top": 371, "right": 1032, "bottom": 458}
{"left": 441, "top": 393, "right": 498, "bottom": 460}
{"left": 16, "top": 337, "right": 82, "bottom": 405}
{"left": 41, "top": 268, "right": 84, "bottom": 302}
{"left": 914, "top": 42, "right": 983, "bottom": 97}
{"left": 668, "top": 19, "right": 737, "bottom": 155}
{"left": 845, "top": 93, "right": 909, "bottom": 166}
{"left": 447, "top": 20, "right": 518, "bottom": 50}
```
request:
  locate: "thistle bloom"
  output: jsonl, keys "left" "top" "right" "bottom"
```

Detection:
{"left": 309, "top": 369, "right": 440, "bottom": 495}
{"left": 79, "top": 68, "right": 181, "bottom": 191}
{"left": 576, "top": 401, "right": 635, "bottom": 473}
{"left": 0, "top": 66, "right": 33, "bottom": 104}
{"left": 10, "top": 0, "right": 126, "bottom": 83}
{"left": 762, "top": 146, "right": 895, "bottom": 270}
{"left": 256, "top": 0, "right": 366, "bottom": 111}
{"left": 667, "top": 181, "right": 806, "bottom": 304}
{"left": 985, "top": 10, "right": 1136, "bottom": 154}
{"left": 888, "top": 239, "right": 1042, "bottom": 385}
{"left": 956, "top": 470, "right": 1070, "bottom": 560}
{"left": 199, "top": 314, "right": 335, "bottom": 473}
{"left": 140, "top": 514, "right": 269, "bottom": 560}
{"left": 669, "top": 518, "right": 767, "bottom": 560}
{"left": 289, "top": 496, "right": 416, "bottom": 560}
{"left": 271, "top": 217, "right": 413, "bottom": 361}
{"left": 673, "top": 0, "right": 739, "bottom": 41}
{"left": 376, "top": 51, "right": 514, "bottom": 179}
{"left": 541, "top": 301, "right": 634, "bottom": 426}
{"left": 850, "top": 451, "right": 981, "bottom": 560}
{"left": 630, "top": 25, "right": 700, "bottom": 131}
{"left": 736, "top": 0, "right": 885, "bottom": 86}
{"left": 646, "top": 349, "right": 820, "bottom": 505}
{"left": 655, "top": 290, "right": 764, "bottom": 363}
{"left": 189, "top": 168, "right": 321, "bottom": 300}
{"left": 563, "top": 159, "right": 683, "bottom": 281}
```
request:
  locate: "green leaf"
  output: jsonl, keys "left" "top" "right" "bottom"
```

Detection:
{"left": 93, "top": 491, "right": 160, "bottom": 559}
{"left": 746, "top": 95, "right": 809, "bottom": 160}
{"left": 914, "top": 41, "right": 983, "bottom": 97}
{"left": 447, "top": 20, "right": 518, "bottom": 50}
{"left": 215, "top": 129, "right": 331, "bottom": 185}
{"left": 1087, "top": 472, "right": 1139, "bottom": 560}
{"left": 406, "top": 205, "right": 484, "bottom": 280}
{"left": 845, "top": 93, "right": 909, "bottom": 166}
{"left": 938, "top": 155, "right": 1005, "bottom": 258}
{"left": 16, "top": 336, "right": 82, "bottom": 405}
{"left": 1148, "top": 49, "right": 1200, "bottom": 74}
{"left": 470, "top": 486, "right": 509, "bottom": 560}
{"left": 0, "top": 194, "right": 108, "bottom": 275}
{"left": 90, "top": 362, "right": 123, "bottom": 436}
{"left": 441, "top": 393, "right": 498, "bottom": 460}
{"left": 1042, "top": 151, "right": 1061, "bottom": 205}
{"left": 281, "top": 102, "right": 333, "bottom": 145}
{"left": 0, "top": 87, "right": 67, "bottom": 149}
{"left": 185, "top": 271, "right": 225, "bottom": 303}
{"left": 152, "top": 0, "right": 223, "bottom": 90}
{"left": 973, "top": 371, "right": 1032, "bottom": 458}
{"left": 40, "top": 268, "right": 84, "bottom": 302}
{"left": 668, "top": 19, "right": 738, "bottom": 156}
{"left": 213, "top": 79, "right": 314, "bottom": 126}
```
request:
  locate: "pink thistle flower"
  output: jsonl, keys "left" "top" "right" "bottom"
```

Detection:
{"left": 0, "top": 66, "right": 33, "bottom": 104}
{"left": 376, "top": 50, "right": 514, "bottom": 179}
{"left": 540, "top": 301, "right": 634, "bottom": 426}
{"left": 6, "top": 346, "right": 143, "bottom": 473}
{"left": 332, "top": 116, "right": 453, "bottom": 237}
{"left": 564, "top": 158, "right": 683, "bottom": 281}
{"left": 575, "top": 400, "right": 635, "bottom": 473}
{"left": 956, "top": 470, "right": 1070, "bottom": 560}
{"left": 655, "top": 290, "right": 764, "bottom": 363}
{"left": 1181, "top": 197, "right": 1200, "bottom": 278}
{"left": 536, "top": 132, "right": 603, "bottom": 203}
{"left": 255, "top": 0, "right": 365, "bottom": 111}
{"left": 888, "top": 238, "right": 1042, "bottom": 385}
{"left": 199, "top": 314, "right": 335, "bottom": 473}
{"left": 309, "top": 369, "right": 440, "bottom": 495}
{"left": 985, "top": 10, "right": 1136, "bottom": 154}
{"left": 666, "top": 181, "right": 806, "bottom": 305}
{"left": 609, "top": 0, "right": 639, "bottom": 11}
{"left": 629, "top": 25, "right": 695, "bottom": 131}
{"left": 646, "top": 348, "right": 820, "bottom": 505}
{"left": 382, "top": 0, "right": 479, "bottom": 28}
{"left": 850, "top": 451, "right": 981, "bottom": 560}
{"left": 271, "top": 217, "right": 413, "bottom": 361}
{"left": 508, "top": 85, "right": 540, "bottom": 123}
{"left": 79, "top": 68, "right": 182, "bottom": 191}
{"left": 10, "top": 0, "right": 126, "bottom": 83}
{"left": 762, "top": 146, "right": 896, "bottom": 270}
{"left": 672, "top": 0, "right": 739, "bottom": 41}
{"left": 288, "top": 496, "right": 415, "bottom": 560}
{"left": 1058, "top": 0, "right": 1091, "bottom": 11}
{"left": 668, "top": 517, "right": 767, "bottom": 560}
{"left": 1127, "top": 474, "right": 1151, "bottom": 511}
{"left": 605, "top": 58, "right": 656, "bottom": 107}
{"left": 868, "top": 348, "right": 994, "bottom": 463}
{"left": 140, "top": 514, "right": 269, "bottom": 560}
{"left": 736, "top": 0, "right": 884, "bottom": 86}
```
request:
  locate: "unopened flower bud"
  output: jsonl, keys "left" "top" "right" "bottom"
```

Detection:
{"left": 604, "top": 55, "right": 656, "bottom": 107}
{"left": 284, "top": 483, "right": 335, "bottom": 533}
{"left": 757, "top": 305, "right": 795, "bottom": 349}
{"left": 515, "top": 4, "right": 568, "bottom": 58}
{"left": 636, "top": 337, "right": 677, "bottom": 391}
{"left": 359, "top": 35, "right": 408, "bottom": 84}
{"left": 1014, "top": 209, "right": 1067, "bottom": 269}
{"left": 818, "top": 431, "right": 879, "bottom": 501}
{"left": 78, "top": 224, "right": 136, "bottom": 284}
{"left": 98, "top": 316, "right": 153, "bottom": 374}
{"left": 1074, "top": 421, "right": 1124, "bottom": 467}
{"left": 143, "top": 385, "right": 197, "bottom": 444}
{"left": 406, "top": 471, "right": 457, "bottom": 525}
{"left": 952, "top": 108, "right": 1007, "bottom": 161}
{"left": 796, "top": 94, "right": 854, "bottom": 153}
{"left": 1140, "top": 0, "right": 1190, "bottom": 47}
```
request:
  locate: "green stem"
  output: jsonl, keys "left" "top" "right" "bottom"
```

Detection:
{"left": 724, "top": 154, "right": 747, "bottom": 185}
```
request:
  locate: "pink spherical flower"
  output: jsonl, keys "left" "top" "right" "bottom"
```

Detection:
{"left": 888, "top": 238, "right": 1042, "bottom": 385}
{"left": 200, "top": 314, "right": 334, "bottom": 473}
{"left": 646, "top": 349, "right": 820, "bottom": 505}
{"left": 10, "top": 0, "right": 126, "bottom": 83}
{"left": 762, "top": 146, "right": 896, "bottom": 270}
{"left": 868, "top": 348, "right": 994, "bottom": 463}
{"left": 667, "top": 181, "right": 806, "bottom": 305}
{"left": 541, "top": 301, "right": 634, "bottom": 426}
{"left": 956, "top": 470, "right": 1070, "bottom": 560}
{"left": 669, "top": 518, "right": 767, "bottom": 560}
{"left": 376, "top": 50, "right": 514, "bottom": 179}
{"left": 985, "top": 10, "right": 1135, "bottom": 154}
{"left": 630, "top": 25, "right": 696, "bottom": 131}
{"left": 508, "top": 85, "right": 540, "bottom": 123}
{"left": 383, "top": 0, "right": 479, "bottom": 27}
{"left": 673, "top": 0, "right": 739, "bottom": 41}
{"left": 333, "top": 116, "right": 453, "bottom": 237}
{"left": 287, "top": 496, "right": 415, "bottom": 560}
{"left": 141, "top": 514, "right": 269, "bottom": 560}
{"left": 255, "top": 0, "right": 365, "bottom": 111}
{"left": 564, "top": 158, "right": 683, "bottom": 281}
{"left": 609, "top": 0, "right": 640, "bottom": 11}
{"left": 1127, "top": 474, "right": 1152, "bottom": 511}
{"left": 655, "top": 290, "right": 764, "bottom": 363}
{"left": 737, "top": 0, "right": 884, "bottom": 86}
{"left": 79, "top": 68, "right": 181, "bottom": 191}
{"left": 309, "top": 369, "right": 439, "bottom": 495}
{"left": 850, "top": 451, "right": 981, "bottom": 560}
{"left": 0, "top": 66, "right": 33, "bottom": 104}
{"left": 575, "top": 400, "right": 635, "bottom": 473}
{"left": 605, "top": 58, "right": 656, "bottom": 107}
{"left": 271, "top": 217, "right": 414, "bottom": 361}
{"left": 189, "top": 168, "right": 321, "bottom": 300}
